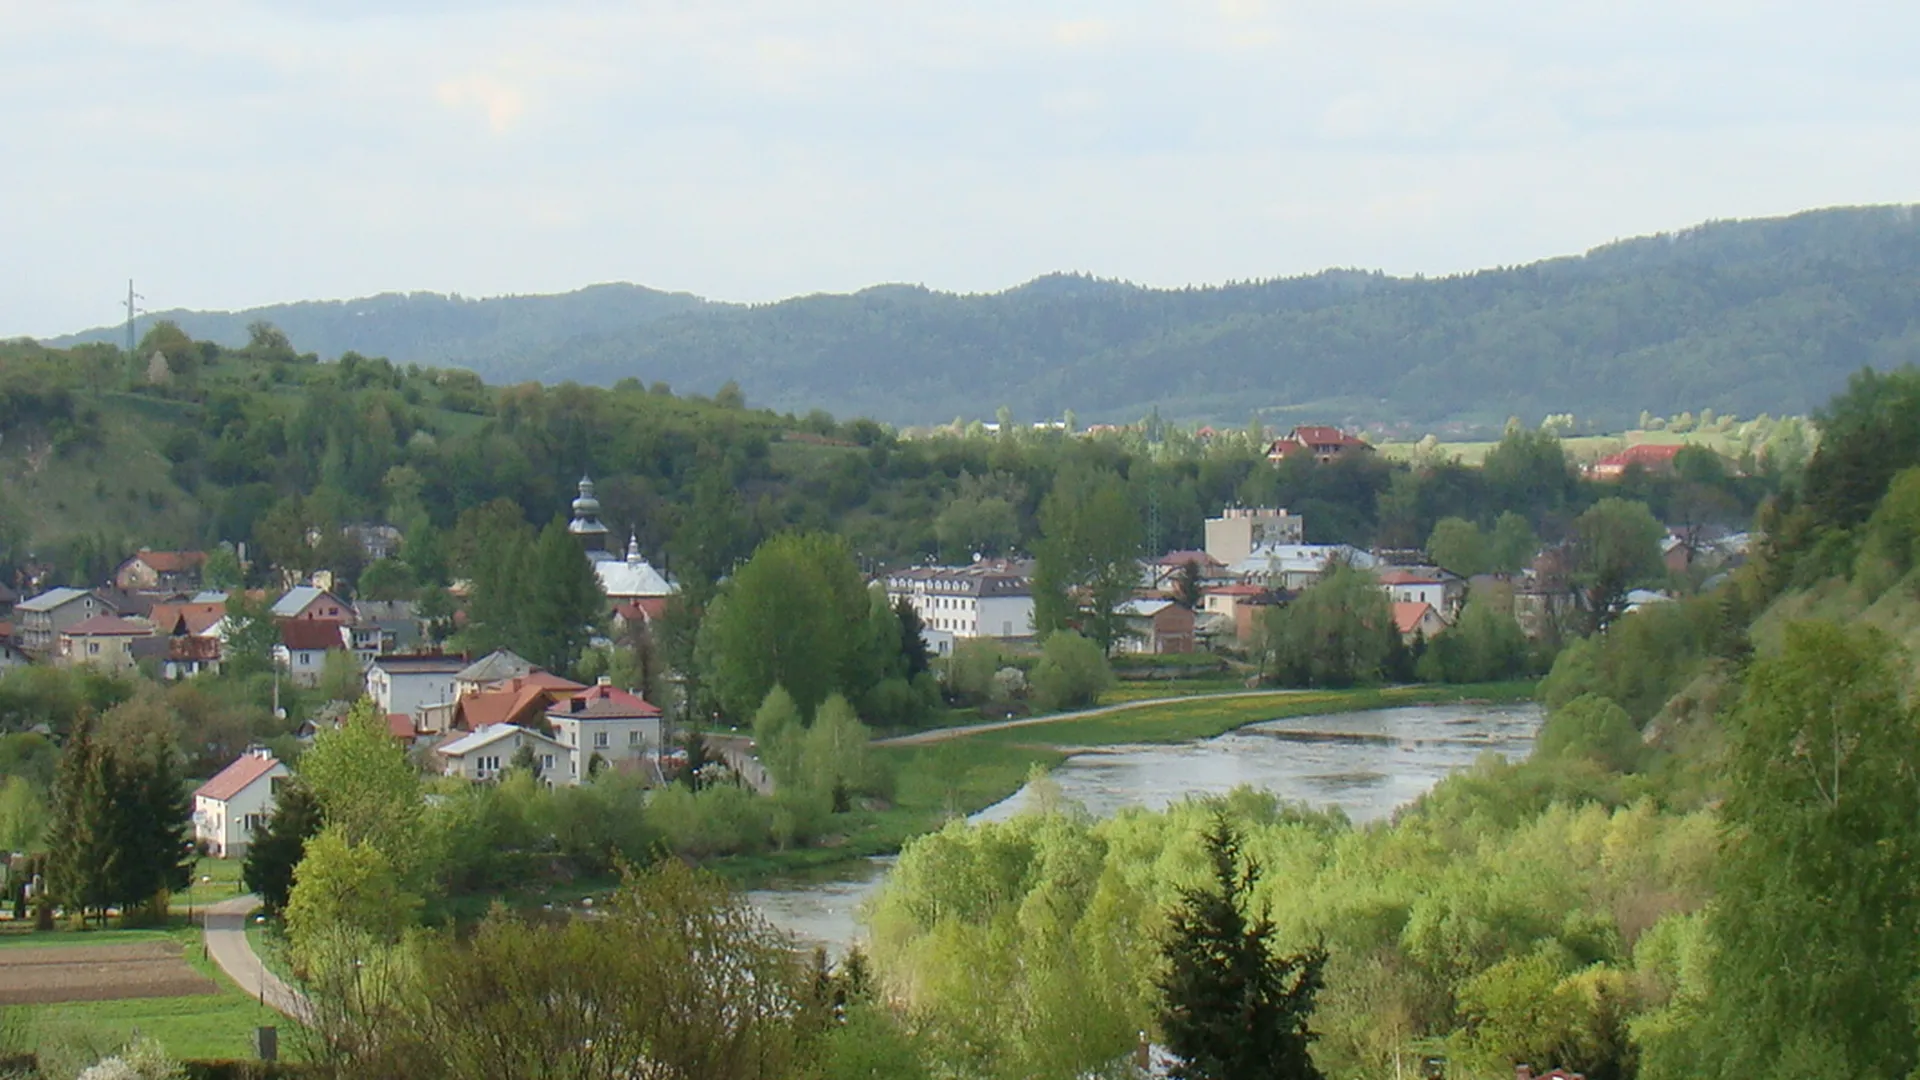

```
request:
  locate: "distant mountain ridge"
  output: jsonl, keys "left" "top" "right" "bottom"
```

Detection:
{"left": 48, "top": 206, "right": 1920, "bottom": 428}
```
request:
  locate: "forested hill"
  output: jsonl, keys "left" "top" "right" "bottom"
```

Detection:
{"left": 52, "top": 205, "right": 1920, "bottom": 429}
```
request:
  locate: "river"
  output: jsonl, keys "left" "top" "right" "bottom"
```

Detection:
{"left": 746, "top": 700, "right": 1543, "bottom": 954}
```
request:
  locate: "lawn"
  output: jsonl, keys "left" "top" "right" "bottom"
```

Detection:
{"left": 174, "top": 856, "right": 248, "bottom": 914}
{"left": 2, "top": 923, "right": 292, "bottom": 1064}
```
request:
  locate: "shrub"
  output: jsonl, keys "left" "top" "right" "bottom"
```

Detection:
{"left": 1030, "top": 630, "right": 1112, "bottom": 711}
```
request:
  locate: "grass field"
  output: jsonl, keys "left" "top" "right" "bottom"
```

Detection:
{"left": 1375, "top": 429, "right": 1742, "bottom": 466}
{"left": 1, "top": 922, "right": 290, "bottom": 1065}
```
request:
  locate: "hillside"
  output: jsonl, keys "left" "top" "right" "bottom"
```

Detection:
{"left": 47, "top": 206, "right": 1920, "bottom": 429}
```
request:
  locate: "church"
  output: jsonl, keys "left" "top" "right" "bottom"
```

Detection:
{"left": 567, "top": 477, "right": 677, "bottom": 606}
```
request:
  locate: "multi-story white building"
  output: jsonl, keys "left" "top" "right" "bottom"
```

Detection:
{"left": 544, "top": 678, "right": 666, "bottom": 784}
{"left": 1204, "top": 508, "right": 1306, "bottom": 566}
{"left": 883, "top": 562, "right": 1035, "bottom": 642}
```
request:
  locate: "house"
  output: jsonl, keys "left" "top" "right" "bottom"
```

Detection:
{"left": 350, "top": 600, "right": 423, "bottom": 657}
{"left": 0, "top": 640, "right": 32, "bottom": 671}
{"left": 1115, "top": 599, "right": 1197, "bottom": 655}
{"left": 1266, "top": 426, "right": 1373, "bottom": 465}
{"left": 611, "top": 597, "right": 672, "bottom": 633}
{"left": 1200, "top": 582, "right": 1269, "bottom": 620}
{"left": 436, "top": 723, "right": 570, "bottom": 784}
{"left": 159, "top": 635, "right": 223, "bottom": 680}
{"left": 1378, "top": 568, "right": 1466, "bottom": 617}
{"left": 1393, "top": 601, "right": 1450, "bottom": 644}
{"left": 1204, "top": 507, "right": 1306, "bottom": 565}
{"left": 271, "top": 586, "right": 354, "bottom": 623}
{"left": 275, "top": 620, "right": 348, "bottom": 687}
{"left": 365, "top": 654, "right": 467, "bottom": 721}
{"left": 191, "top": 749, "right": 290, "bottom": 858}
{"left": 1589, "top": 442, "right": 1683, "bottom": 480}
{"left": 1234, "top": 592, "right": 1290, "bottom": 642}
{"left": 594, "top": 535, "right": 677, "bottom": 603}
{"left": 148, "top": 600, "right": 226, "bottom": 638}
{"left": 545, "top": 678, "right": 665, "bottom": 784}
{"left": 58, "top": 614, "right": 152, "bottom": 673}
{"left": 1227, "top": 544, "right": 1378, "bottom": 592}
{"left": 454, "top": 648, "right": 538, "bottom": 698}
{"left": 883, "top": 561, "right": 1036, "bottom": 640}
{"left": 113, "top": 549, "right": 208, "bottom": 593}
{"left": 14, "top": 587, "right": 117, "bottom": 655}
{"left": 1141, "top": 550, "right": 1228, "bottom": 592}
{"left": 450, "top": 671, "right": 587, "bottom": 733}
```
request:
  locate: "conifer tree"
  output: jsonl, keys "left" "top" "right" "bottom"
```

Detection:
{"left": 44, "top": 713, "right": 118, "bottom": 924}
{"left": 244, "top": 780, "right": 323, "bottom": 912}
{"left": 1157, "top": 814, "right": 1327, "bottom": 1080}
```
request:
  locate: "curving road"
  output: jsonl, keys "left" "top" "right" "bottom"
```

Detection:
{"left": 202, "top": 894, "right": 310, "bottom": 1022}
{"left": 873, "top": 688, "right": 1305, "bottom": 747}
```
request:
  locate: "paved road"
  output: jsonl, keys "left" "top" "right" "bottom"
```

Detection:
{"left": 202, "top": 894, "right": 310, "bottom": 1022}
{"left": 873, "top": 688, "right": 1304, "bottom": 747}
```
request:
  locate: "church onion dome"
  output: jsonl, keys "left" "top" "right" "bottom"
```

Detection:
{"left": 569, "top": 475, "right": 608, "bottom": 536}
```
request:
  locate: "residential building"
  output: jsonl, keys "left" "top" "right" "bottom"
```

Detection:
{"left": 113, "top": 549, "right": 207, "bottom": 593}
{"left": 1378, "top": 568, "right": 1466, "bottom": 617}
{"left": 1204, "top": 508, "right": 1306, "bottom": 565}
{"left": 1115, "top": 599, "right": 1197, "bottom": 654}
{"left": 1266, "top": 426, "right": 1373, "bottom": 465}
{"left": 1227, "top": 544, "right": 1377, "bottom": 592}
{"left": 366, "top": 654, "right": 467, "bottom": 720}
{"left": 454, "top": 648, "right": 538, "bottom": 698}
{"left": 351, "top": 600, "right": 423, "bottom": 656}
{"left": 1393, "top": 601, "right": 1450, "bottom": 644}
{"left": 271, "top": 586, "right": 353, "bottom": 623}
{"left": 15, "top": 587, "right": 116, "bottom": 655}
{"left": 450, "top": 671, "right": 587, "bottom": 733}
{"left": 1589, "top": 442, "right": 1684, "bottom": 480}
{"left": 545, "top": 678, "right": 665, "bottom": 784}
{"left": 436, "top": 723, "right": 569, "bottom": 784}
{"left": 1141, "top": 550, "right": 1228, "bottom": 592}
{"left": 148, "top": 601, "right": 226, "bottom": 638}
{"left": 1201, "top": 582, "right": 1269, "bottom": 620}
{"left": 884, "top": 561, "right": 1036, "bottom": 641}
{"left": 612, "top": 597, "right": 671, "bottom": 632}
{"left": 58, "top": 614, "right": 151, "bottom": 673}
{"left": 276, "top": 620, "right": 348, "bottom": 687}
{"left": 1234, "top": 592, "right": 1289, "bottom": 642}
{"left": 0, "top": 640, "right": 29, "bottom": 671}
{"left": 192, "top": 749, "right": 290, "bottom": 858}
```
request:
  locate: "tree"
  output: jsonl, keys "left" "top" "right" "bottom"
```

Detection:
{"left": 1416, "top": 596, "right": 1529, "bottom": 684}
{"left": 751, "top": 686, "right": 805, "bottom": 791}
{"left": 1675, "top": 622, "right": 1920, "bottom": 1079}
{"left": 221, "top": 590, "right": 281, "bottom": 679}
{"left": 1533, "top": 693, "right": 1641, "bottom": 773}
{"left": 1480, "top": 423, "right": 1573, "bottom": 521}
{"left": 519, "top": 519, "right": 605, "bottom": 674}
{"left": 243, "top": 779, "right": 323, "bottom": 913}
{"left": 1569, "top": 498, "right": 1666, "bottom": 631}
{"left": 355, "top": 557, "right": 417, "bottom": 602}
{"left": 697, "top": 532, "right": 871, "bottom": 720}
{"left": 203, "top": 546, "right": 244, "bottom": 589}
{"left": 42, "top": 699, "right": 191, "bottom": 923}
{"left": 1263, "top": 566, "right": 1396, "bottom": 688}
{"left": 297, "top": 699, "right": 423, "bottom": 876}
{"left": 316, "top": 648, "right": 364, "bottom": 703}
{"left": 800, "top": 693, "right": 879, "bottom": 812}
{"left": 0, "top": 775, "right": 48, "bottom": 853}
{"left": 1427, "top": 517, "right": 1491, "bottom": 578}
{"left": 284, "top": 825, "right": 421, "bottom": 968}
{"left": 1175, "top": 559, "right": 1205, "bottom": 610}
{"left": 894, "top": 597, "right": 932, "bottom": 681}
{"left": 1030, "top": 629, "right": 1113, "bottom": 711}
{"left": 43, "top": 712, "right": 118, "bottom": 922}
{"left": 1488, "top": 511, "right": 1540, "bottom": 573}
{"left": 1033, "top": 466, "right": 1143, "bottom": 653}
{"left": 1158, "top": 814, "right": 1327, "bottom": 1080}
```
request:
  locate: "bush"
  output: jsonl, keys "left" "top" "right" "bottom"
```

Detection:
{"left": 1536, "top": 693, "right": 1643, "bottom": 773}
{"left": 650, "top": 784, "right": 772, "bottom": 857}
{"left": 1030, "top": 630, "right": 1112, "bottom": 712}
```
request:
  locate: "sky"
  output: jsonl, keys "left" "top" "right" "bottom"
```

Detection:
{"left": 4, "top": 0, "right": 1918, "bottom": 338}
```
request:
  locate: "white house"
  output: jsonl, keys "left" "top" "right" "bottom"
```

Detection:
{"left": 435, "top": 723, "right": 569, "bottom": 784}
{"left": 1227, "top": 544, "right": 1377, "bottom": 592}
{"left": 366, "top": 655, "right": 467, "bottom": 720}
{"left": 274, "top": 619, "right": 349, "bottom": 687}
{"left": 192, "top": 749, "right": 290, "bottom": 858}
{"left": 883, "top": 561, "right": 1035, "bottom": 641}
{"left": 1377, "top": 568, "right": 1466, "bottom": 617}
{"left": 544, "top": 678, "right": 665, "bottom": 784}
{"left": 271, "top": 586, "right": 353, "bottom": 623}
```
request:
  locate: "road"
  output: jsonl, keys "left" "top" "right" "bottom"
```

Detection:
{"left": 202, "top": 894, "right": 310, "bottom": 1022}
{"left": 873, "top": 688, "right": 1303, "bottom": 747}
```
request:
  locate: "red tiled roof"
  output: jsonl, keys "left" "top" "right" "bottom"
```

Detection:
{"left": 133, "top": 550, "right": 207, "bottom": 573}
{"left": 150, "top": 601, "right": 226, "bottom": 636}
{"left": 64, "top": 614, "right": 151, "bottom": 637}
{"left": 453, "top": 673, "right": 587, "bottom": 732}
{"left": 169, "top": 636, "right": 222, "bottom": 662}
{"left": 1153, "top": 550, "right": 1223, "bottom": 568}
{"left": 1204, "top": 583, "right": 1268, "bottom": 597}
{"left": 613, "top": 597, "right": 671, "bottom": 624}
{"left": 1595, "top": 443, "right": 1684, "bottom": 469}
{"left": 1393, "top": 601, "right": 1439, "bottom": 635}
{"left": 1291, "top": 426, "right": 1369, "bottom": 447}
{"left": 548, "top": 682, "right": 662, "bottom": 720}
{"left": 1379, "top": 569, "right": 1445, "bottom": 586}
{"left": 279, "top": 619, "right": 347, "bottom": 651}
{"left": 386, "top": 713, "right": 415, "bottom": 740}
{"left": 193, "top": 751, "right": 282, "bottom": 802}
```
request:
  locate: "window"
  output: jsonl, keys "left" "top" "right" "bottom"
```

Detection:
{"left": 478, "top": 755, "right": 501, "bottom": 773}
{"left": 629, "top": 730, "right": 642, "bottom": 746}
{"left": 243, "top": 813, "right": 263, "bottom": 834}
{"left": 88, "top": 642, "right": 100, "bottom": 654}
{"left": 593, "top": 731, "right": 610, "bottom": 749}
{"left": 542, "top": 755, "right": 554, "bottom": 771}
{"left": 270, "top": 777, "right": 285, "bottom": 794}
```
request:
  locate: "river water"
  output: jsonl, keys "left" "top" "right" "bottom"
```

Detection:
{"left": 746, "top": 700, "right": 1542, "bottom": 954}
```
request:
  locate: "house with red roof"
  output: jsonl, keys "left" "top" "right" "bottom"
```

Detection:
{"left": 1140, "top": 550, "right": 1228, "bottom": 592}
{"left": 114, "top": 548, "right": 208, "bottom": 593}
{"left": 545, "top": 678, "right": 666, "bottom": 783}
{"left": 275, "top": 619, "right": 349, "bottom": 687}
{"left": 1589, "top": 442, "right": 1684, "bottom": 480}
{"left": 1266, "top": 426, "right": 1373, "bottom": 465}
{"left": 1393, "top": 601, "right": 1450, "bottom": 644}
{"left": 450, "top": 671, "right": 588, "bottom": 734}
{"left": 57, "top": 614, "right": 152, "bottom": 673}
{"left": 192, "top": 748, "right": 290, "bottom": 857}
{"left": 1377, "top": 567, "right": 1467, "bottom": 617}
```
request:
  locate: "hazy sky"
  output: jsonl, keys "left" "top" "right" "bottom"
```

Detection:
{"left": 5, "top": 0, "right": 1917, "bottom": 338}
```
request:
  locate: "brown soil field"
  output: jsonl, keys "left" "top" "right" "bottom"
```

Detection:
{"left": 0, "top": 942, "right": 216, "bottom": 1005}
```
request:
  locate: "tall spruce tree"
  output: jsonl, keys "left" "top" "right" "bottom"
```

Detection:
{"left": 44, "top": 712, "right": 118, "bottom": 924}
{"left": 243, "top": 780, "right": 323, "bottom": 913}
{"left": 1157, "top": 815, "right": 1327, "bottom": 1080}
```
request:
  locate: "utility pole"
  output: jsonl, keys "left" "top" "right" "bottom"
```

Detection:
{"left": 122, "top": 279, "right": 145, "bottom": 355}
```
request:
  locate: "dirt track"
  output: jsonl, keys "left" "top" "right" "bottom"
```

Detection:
{"left": 0, "top": 941, "right": 216, "bottom": 1005}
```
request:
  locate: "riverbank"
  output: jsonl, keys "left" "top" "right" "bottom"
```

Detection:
{"left": 716, "top": 680, "right": 1537, "bottom": 887}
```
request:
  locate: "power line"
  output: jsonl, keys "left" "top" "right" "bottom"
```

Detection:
{"left": 122, "top": 279, "right": 147, "bottom": 355}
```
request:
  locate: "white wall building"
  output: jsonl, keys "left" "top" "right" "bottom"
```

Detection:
{"left": 435, "top": 723, "right": 569, "bottom": 784}
{"left": 543, "top": 679, "right": 667, "bottom": 784}
{"left": 1204, "top": 508, "right": 1306, "bottom": 566}
{"left": 883, "top": 562, "right": 1035, "bottom": 641}
{"left": 191, "top": 749, "right": 290, "bottom": 858}
{"left": 366, "top": 655, "right": 467, "bottom": 719}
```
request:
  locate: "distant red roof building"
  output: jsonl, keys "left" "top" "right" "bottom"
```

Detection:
{"left": 1590, "top": 442, "right": 1684, "bottom": 480}
{"left": 1267, "top": 426, "right": 1373, "bottom": 465}
{"left": 278, "top": 619, "right": 347, "bottom": 651}
{"left": 547, "top": 681, "right": 663, "bottom": 721}
{"left": 114, "top": 549, "right": 208, "bottom": 592}
{"left": 150, "top": 601, "right": 226, "bottom": 637}
{"left": 193, "top": 750, "right": 283, "bottom": 803}
{"left": 1392, "top": 601, "right": 1448, "bottom": 642}
{"left": 452, "top": 672, "right": 588, "bottom": 732}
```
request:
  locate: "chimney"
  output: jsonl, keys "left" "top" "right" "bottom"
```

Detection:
{"left": 597, "top": 676, "right": 612, "bottom": 686}
{"left": 1516, "top": 1067, "right": 1533, "bottom": 1080}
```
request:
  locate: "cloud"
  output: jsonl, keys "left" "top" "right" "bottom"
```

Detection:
{"left": 436, "top": 73, "right": 528, "bottom": 134}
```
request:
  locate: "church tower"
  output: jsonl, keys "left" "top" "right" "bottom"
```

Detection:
{"left": 568, "top": 475, "right": 610, "bottom": 559}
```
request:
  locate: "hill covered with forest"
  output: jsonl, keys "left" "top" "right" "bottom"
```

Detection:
{"left": 48, "top": 205, "right": 1920, "bottom": 429}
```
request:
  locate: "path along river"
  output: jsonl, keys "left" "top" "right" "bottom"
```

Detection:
{"left": 746, "top": 700, "right": 1542, "bottom": 955}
